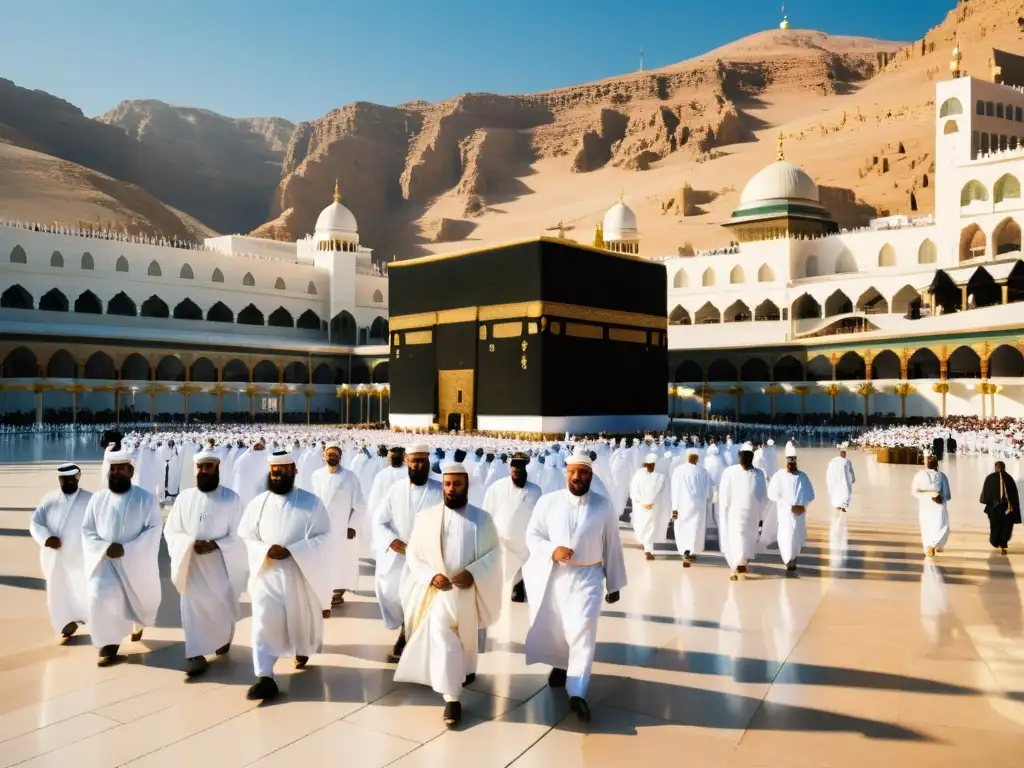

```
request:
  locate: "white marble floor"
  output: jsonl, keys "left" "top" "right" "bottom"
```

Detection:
{"left": 0, "top": 449, "right": 1022, "bottom": 767}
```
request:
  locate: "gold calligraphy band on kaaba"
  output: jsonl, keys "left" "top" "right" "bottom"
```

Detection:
{"left": 390, "top": 301, "right": 667, "bottom": 332}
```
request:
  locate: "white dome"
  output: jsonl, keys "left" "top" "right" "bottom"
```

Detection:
{"left": 739, "top": 161, "right": 819, "bottom": 205}
{"left": 314, "top": 200, "right": 358, "bottom": 239}
{"left": 602, "top": 201, "right": 638, "bottom": 241}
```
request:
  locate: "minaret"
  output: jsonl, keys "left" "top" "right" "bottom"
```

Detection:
{"left": 780, "top": 2, "right": 790, "bottom": 29}
{"left": 950, "top": 38, "right": 963, "bottom": 79}
{"left": 777, "top": 131, "right": 785, "bottom": 162}
{"left": 333, "top": 178, "right": 341, "bottom": 204}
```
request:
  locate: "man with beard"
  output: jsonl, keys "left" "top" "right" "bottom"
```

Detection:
{"left": 238, "top": 450, "right": 332, "bottom": 701}
{"left": 718, "top": 442, "right": 768, "bottom": 581}
{"left": 395, "top": 462, "right": 502, "bottom": 729}
{"left": 522, "top": 450, "right": 627, "bottom": 723}
{"left": 30, "top": 464, "right": 92, "bottom": 642}
{"left": 312, "top": 441, "right": 366, "bottom": 609}
{"left": 164, "top": 450, "right": 248, "bottom": 677}
{"left": 671, "top": 448, "right": 712, "bottom": 567}
{"left": 483, "top": 451, "right": 542, "bottom": 603}
{"left": 629, "top": 454, "right": 670, "bottom": 561}
{"left": 373, "top": 443, "right": 443, "bottom": 662}
{"left": 81, "top": 452, "right": 162, "bottom": 666}
{"left": 980, "top": 460, "right": 1021, "bottom": 555}
{"left": 766, "top": 444, "right": 815, "bottom": 572}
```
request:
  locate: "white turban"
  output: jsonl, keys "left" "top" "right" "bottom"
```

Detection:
{"left": 565, "top": 450, "right": 593, "bottom": 468}
{"left": 106, "top": 450, "right": 133, "bottom": 466}
{"left": 785, "top": 443, "right": 797, "bottom": 458}
{"left": 441, "top": 461, "right": 468, "bottom": 475}
{"left": 268, "top": 450, "right": 295, "bottom": 466}
{"left": 740, "top": 442, "right": 754, "bottom": 452}
{"left": 406, "top": 442, "right": 430, "bottom": 455}
{"left": 57, "top": 463, "right": 81, "bottom": 476}
{"left": 643, "top": 453, "right": 658, "bottom": 464}
{"left": 193, "top": 449, "right": 220, "bottom": 464}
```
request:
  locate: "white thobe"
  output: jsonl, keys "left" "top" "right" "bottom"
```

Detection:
{"left": 826, "top": 456, "right": 856, "bottom": 509}
{"left": 365, "top": 465, "right": 407, "bottom": 556}
{"left": 523, "top": 490, "right": 628, "bottom": 699}
{"left": 717, "top": 466, "right": 768, "bottom": 571}
{"left": 82, "top": 486, "right": 163, "bottom": 647}
{"left": 165, "top": 486, "right": 247, "bottom": 657}
{"left": 629, "top": 468, "right": 670, "bottom": 553}
{"left": 482, "top": 477, "right": 542, "bottom": 587}
{"left": 311, "top": 466, "right": 366, "bottom": 596}
{"left": 30, "top": 489, "right": 92, "bottom": 634}
{"left": 911, "top": 469, "right": 951, "bottom": 552}
{"left": 238, "top": 488, "right": 332, "bottom": 678}
{"left": 177, "top": 443, "right": 197, "bottom": 493}
{"left": 231, "top": 448, "right": 270, "bottom": 510}
{"left": 766, "top": 470, "right": 816, "bottom": 564}
{"left": 373, "top": 478, "right": 443, "bottom": 629}
{"left": 753, "top": 449, "right": 778, "bottom": 552}
{"left": 157, "top": 445, "right": 181, "bottom": 498}
{"left": 395, "top": 503, "right": 503, "bottom": 699}
{"left": 670, "top": 463, "right": 711, "bottom": 556}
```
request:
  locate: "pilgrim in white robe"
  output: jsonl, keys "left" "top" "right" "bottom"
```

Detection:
{"left": 522, "top": 489, "right": 628, "bottom": 699}
{"left": 30, "top": 488, "right": 92, "bottom": 634}
{"left": 164, "top": 486, "right": 248, "bottom": 657}
{"left": 826, "top": 456, "right": 856, "bottom": 509}
{"left": 365, "top": 464, "right": 407, "bottom": 556}
{"left": 911, "top": 468, "right": 951, "bottom": 553}
{"left": 766, "top": 469, "right": 815, "bottom": 565}
{"left": 238, "top": 488, "right": 333, "bottom": 677}
{"left": 177, "top": 443, "right": 197, "bottom": 493}
{"left": 717, "top": 465, "right": 768, "bottom": 571}
{"left": 157, "top": 444, "right": 182, "bottom": 498}
{"left": 482, "top": 476, "right": 542, "bottom": 588}
{"left": 373, "top": 477, "right": 444, "bottom": 629}
{"left": 670, "top": 462, "right": 711, "bottom": 557}
{"left": 395, "top": 503, "right": 503, "bottom": 699}
{"left": 82, "top": 485, "right": 163, "bottom": 648}
{"left": 232, "top": 448, "right": 270, "bottom": 510}
{"left": 629, "top": 467, "right": 670, "bottom": 554}
{"left": 311, "top": 465, "right": 366, "bottom": 597}
{"left": 753, "top": 448, "right": 778, "bottom": 553}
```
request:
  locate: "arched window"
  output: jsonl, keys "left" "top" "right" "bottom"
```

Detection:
{"left": 297, "top": 309, "right": 322, "bottom": 330}
{"left": 173, "top": 298, "right": 202, "bottom": 320}
{"left": 977, "top": 100, "right": 985, "bottom": 116}
{"left": 307, "top": 281, "right": 317, "bottom": 295}
{"left": 668, "top": 305, "right": 691, "bottom": 325}
{"left": 694, "top": 302, "right": 720, "bottom": 324}
{"left": 804, "top": 255, "right": 820, "bottom": 277}
{"left": 918, "top": 239, "right": 937, "bottom": 264}
{"left": 959, "top": 224, "right": 987, "bottom": 262}
{"left": 986, "top": 102, "right": 995, "bottom": 117}
{"left": 834, "top": 251, "right": 857, "bottom": 274}
{"left": 701, "top": 268, "right": 716, "bottom": 287}
{"left": 878, "top": 244, "right": 896, "bottom": 267}
{"left": 238, "top": 304, "right": 264, "bottom": 325}
{"left": 107, "top": 292, "right": 136, "bottom": 316}
{"left": 180, "top": 263, "right": 194, "bottom": 279}
{"left": 960, "top": 180, "right": 988, "bottom": 206}
{"left": 147, "top": 260, "right": 162, "bottom": 277}
{"left": 207, "top": 301, "right": 233, "bottom": 323}
{"left": 994, "top": 217, "right": 1022, "bottom": 256}
{"left": 372, "top": 289, "right": 384, "bottom": 303}
{"left": 212, "top": 268, "right": 224, "bottom": 283}
{"left": 998, "top": 104, "right": 1005, "bottom": 119}
{"left": 268, "top": 307, "right": 294, "bottom": 327}
{"left": 75, "top": 290, "right": 103, "bottom": 314}
{"left": 939, "top": 97, "right": 963, "bottom": 117}
{"left": 243, "top": 272, "right": 255, "bottom": 287}
{"left": 943, "top": 120, "right": 959, "bottom": 135}
{"left": 673, "top": 270, "right": 688, "bottom": 289}
{"left": 729, "top": 265, "right": 745, "bottom": 284}
{"left": 141, "top": 295, "right": 169, "bottom": 318}
{"left": 274, "top": 277, "right": 286, "bottom": 290}
{"left": 757, "top": 264, "right": 774, "bottom": 282}
{"left": 10, "top": 245, "right": 26, "bottom": 264}
{"left": 1, "top": 285, "right": 33, "bottom": 309}
{"left": 50, "top": 251, "right": 64, "bottom": 268}
{"left": 994, "top": 174, "right": 1021, "bottom": 204}
{"left": 81, "top": 252, "right": 94, "bottom": 270}
{"left": 39, "top": 288, "right": 69, "bottom": 312}
{"left": 116, "top": 256, "right": 129, "bottom": 273}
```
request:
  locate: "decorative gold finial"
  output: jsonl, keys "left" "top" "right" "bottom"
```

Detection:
{"left": 777, "top": 131, "right": 785, "bottom": 161}
{"left": 333, "top": 179, "right": 341, "bottom": 204}
{"left": 594, "top": 221, "right": 605, "bottom": 248}
{"left": 780, "top": 2, "right": 789, "bottom": 29}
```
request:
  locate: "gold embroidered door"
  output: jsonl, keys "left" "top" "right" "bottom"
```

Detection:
{"left": 438, "top": 369, "right": 474, "bottom": 432}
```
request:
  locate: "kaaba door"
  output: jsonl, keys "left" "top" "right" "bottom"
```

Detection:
{"left": 438, "top": 369, "right": 474, "bottom": 432}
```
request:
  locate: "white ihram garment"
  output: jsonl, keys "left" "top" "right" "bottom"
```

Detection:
{"left": 30, "top": 489, "right": 92, "bottom": 634}
{"left": 164, "top": 486, "right": 247, "bottom": 657}
{"left": 523, "top": 490, "right": 628, "bottom": 699}
{"left": 311, "top": 466, "right": 366, "bottom": 596}
{"left": 629, "top": 468, "right": 669, "bottom": 554}
{"left": 373, "top": 478, "right": 443, "bottom": 630}
{"left": 826, "top": 456, "right": 856, "bottom": 509}
{"left": 766, "top": 470, "right": 815, "bottom": 565}
{"left": 82, "top": 486, "right": 162, "bottom": 648}
{"left": 395, "top": 504, "right": 503, "bottom": 700}
{"left": 911, "top": 469, "right": 951, "bottom": 552}
{"left": 717, "top": 465, "right": 768, "bottom": 571}
{"left": 670, "top": 463, "right": 711, "bottom": 556}
{"left": 365, "top": 465, "right": 407, "bottom": 557}
{"left": 482, "top": 477, "right": 542, "bottom": 587}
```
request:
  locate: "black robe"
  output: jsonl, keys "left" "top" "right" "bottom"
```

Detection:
{"left": 931, "top": 437, "right": 945, "bottom": 460}
{"left": 979, "top": 471, "right": 1022, "bottom": 524}
{"left": 946, "top": 436, "right": 957, "bottom": 453}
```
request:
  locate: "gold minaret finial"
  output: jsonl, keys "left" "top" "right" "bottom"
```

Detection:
{"left": 594, "top": 221, "right": 605, "bottom": 248}
{"left": 777, "top": 131, "right": 785, "bottom": 161}
{"left": 333, "top": 179, "right": 341, "bottom": 204}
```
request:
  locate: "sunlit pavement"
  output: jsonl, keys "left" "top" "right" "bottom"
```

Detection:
{"left": 1, "top": 449, "right": 1022, "bottom": 767}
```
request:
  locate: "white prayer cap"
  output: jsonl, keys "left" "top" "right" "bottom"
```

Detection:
{"left": 57, "top": 463, "right": 81, "bottom": 476}
{"left": 441, "top": 461, "right": 468, "bottom": 475}
{"left": 106, "top": 450, "right": 133, "bottom": 466}
{"left": 565, "top": 449, "right": 593, "bottom": 468}
{"left": 740, "top": 442, "right": 754, "bottom": 452}
{"left": 686, "top": 447, "right": 700, "bottom": 457}
{"left": 406, "top": 442, "right": 430, "bottom": 455}
{"left": 643, "top": 453, "right": 658, "bottom": 464}
{"left": 785, "top": 443, "right": 798, "bottom": 458}
{"left": 766, "top": 439, "right": 775, "bottom": 446}
{"left": 193, "top": 449, "right": 220, "bottom": 465}
{"left": 268, "top": 449, "right": 295, "bottom": 466}
{"left": 324, "top": 440, "right": 342, "bottom": 451}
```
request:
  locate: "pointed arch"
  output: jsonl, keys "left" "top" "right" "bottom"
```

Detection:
{"left": 46, "top": 349, "right": 76, "bottom": 378}
{"left": 701, "top": 267, "right": 716, "bottom": 287}
{"left": 222, "top": 359, "right": 249, "bottom": 383}
{"left": 959, "top": 223, "right": 987, "bottom": 262}
{"left": 9, "top": 245, "right": 26, "bottom": 264}
{"left": 206, "top": 301, "right": 233, "bottom": 323}
{"left": 274, "top": 277, "right": 286, "bottom": 290}
{"left": 740, "top": 358, "right": 770, "bottom": 382}
{"left": 907, "top": 348, "right": 940, "bottom": 379}
{"left": 989, "top": 344, "right": 1024, "bottom": 378}
{"left": 947, "top": 345, "right": 981, "bottom": 378}
{"left": 297, "top": 309, "right": 322, "bottom": 330}
{"left": 668, "top": 305, "right": 691, "bottom": 325}
{"left": 39, "top": 288, "right": 69, "bottom": 312}
{"left": 212, "top": 267, "right": 225, "bottom": 283}
{"left": 707, "top": 358, "right": 737, "bottom": 383}
{"left": 804, "top": 255, "right": 820, "bottom": 277}
{"left": 939, "top": 97, "right": 963, "bottom": 117}
{"left": 806, "top": 355, "right": 832, "bottom": 382}
{"left": 268, "top": 307, "right": 294, "bottom": 327}
{"left": 372, "top": 289, "right": 384, "bottom": 303}
{"left": 81, "top": 252, "right": 94, "bottom": 270}
{"left": 891, "top": 284, "right": 922, "bottom": 316}
{"left": 238, "top": 304, "right": 264, "bottom": 325}
{"left": 856, "top": 287, "right": 888, "bottom": 314}
{"left": 179, "top": 263, "right": 194, "bottom": 279}
{"left": 877, "top": 243, "right": 896, "bottom": 267}
{"left": 370, "top": 316, "right": 389, "bottom": 341}
{"left": 50, "top": 250, "right": 64, "bottom": 268}
{"left": 918, "top": 239, "right": 937, "bottom": 264}
{"left": 757, "top": 263, "right": 775, "bottom": 282}
{"left": 312, "top": 363, "right": 334, "bottom": 385}
{"left": 792, "top": 293, "right": 820, "bottom": 320}
{"left": 147, "top": 260, "right": 162, "bottom": 277}
{"left": 115, "top": 256, "right": 129, "bottom": 272}
{"left": 242, "top": 272, "right": 255, "bottom": 287}
{"left": 871, "top": 350, "right": 900, "bottom": 380}
{"left": 723, "top": 299, "right": 750, "bottom": 323}
{"left": 943, "top": 120, "right": 959, "bottom": 135}
{"left": 729, "top": 265, "right": 745, "bottom": 284}
{"left": 84, "top": 351, "right": 115, "bottom": 380}
{"left": 835, "top": 351, "right": 865, "bottom": 380}
{"left": 330, "top": 311, "right": 357, "bottom": 344}
{"left": 966, "top": 266, "right": 1001, "bottom": 308}
{"left": 675, "top": 360, "right": 703, "bottom": 382}
{"left": 2, "top": 347, "right": 38, "bottom": 377}
{"left": 672, "top": 269, "right": 688, "bottom": 289}
{"left": 173, "top": 298, "right": 202, "bottom": 320}
{"left": 773, "top": 355, "right": 803, "bottom": 382}
{"left": 993, "top": 217, "right": 1021, "bottom": 256}
{"left": 834, "top": 250, "right": 857, "bottom": 274}
{"left": 190, "top": 357, "right": 217, "bottom": 383}
{"left": 694, "top": 302, "right": 721, "bottom": 324}
{"left": 74, "top": 290, "right": 103, "bottom": 314}
{"left": 994, "top": 174, "right": 1021, "bottom": 204}
{"left": 284, "top": 362, "right": 308, "bottom": 384}
{"left": 960, "top": 180, "right": 988, "bottom": 206}
{"left": 1, "top": 284, "right": 33, "bottom": 309}
{"left": 156, "top": 355, "right": 185, "bottom": 382}
{"left": 307, "top": 281, "right": 318, "bottom": 295}
{"left": 120, "top": 353, "right": 149, "bottom": 381}
{"left": 824, "top": 290, "right": 852, "bottom": 318}
{"left": 253, "top": 360, "right": 278, "bottom": 383}
{"left": 141, "top": 295, "right": 169, "bottom": 318}
{"left": 754, "top": 299, "right": 780, "bottom": 321}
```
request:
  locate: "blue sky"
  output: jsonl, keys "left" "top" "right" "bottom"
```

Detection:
{"left": 0, "top": 0, "right": 953, "bottom": 122}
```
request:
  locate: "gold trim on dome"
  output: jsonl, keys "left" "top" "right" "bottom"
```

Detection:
{"left": 565, "top": 323, "right": 604, "bottom": 340}
{"left": 608, "top": 328, "right": 648, "bottom": 344}
{"left": 492, "top": 321, "right": 523, "bottom": 339}
{"left": 405, "top": 330, "right": 433, "bottom": 345}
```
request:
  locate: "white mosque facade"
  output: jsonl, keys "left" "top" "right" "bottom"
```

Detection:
{"left": 0, "top": 187, "right": 391, "bottom": 425}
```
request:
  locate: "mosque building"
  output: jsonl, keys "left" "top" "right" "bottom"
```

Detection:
{"left": 0, "top": 183, "right": 390, "bottom": 424}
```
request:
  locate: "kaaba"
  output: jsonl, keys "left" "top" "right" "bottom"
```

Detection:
{"left": 387, "top": 237, "right": 668, "bottom": 435}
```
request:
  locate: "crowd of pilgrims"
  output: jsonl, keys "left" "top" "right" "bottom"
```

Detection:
{"left": 856, "top": 416, "right": 1024, "bottom": 458}
{"left": 26, "top": 425, "right": 1021, "bottom": 728}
